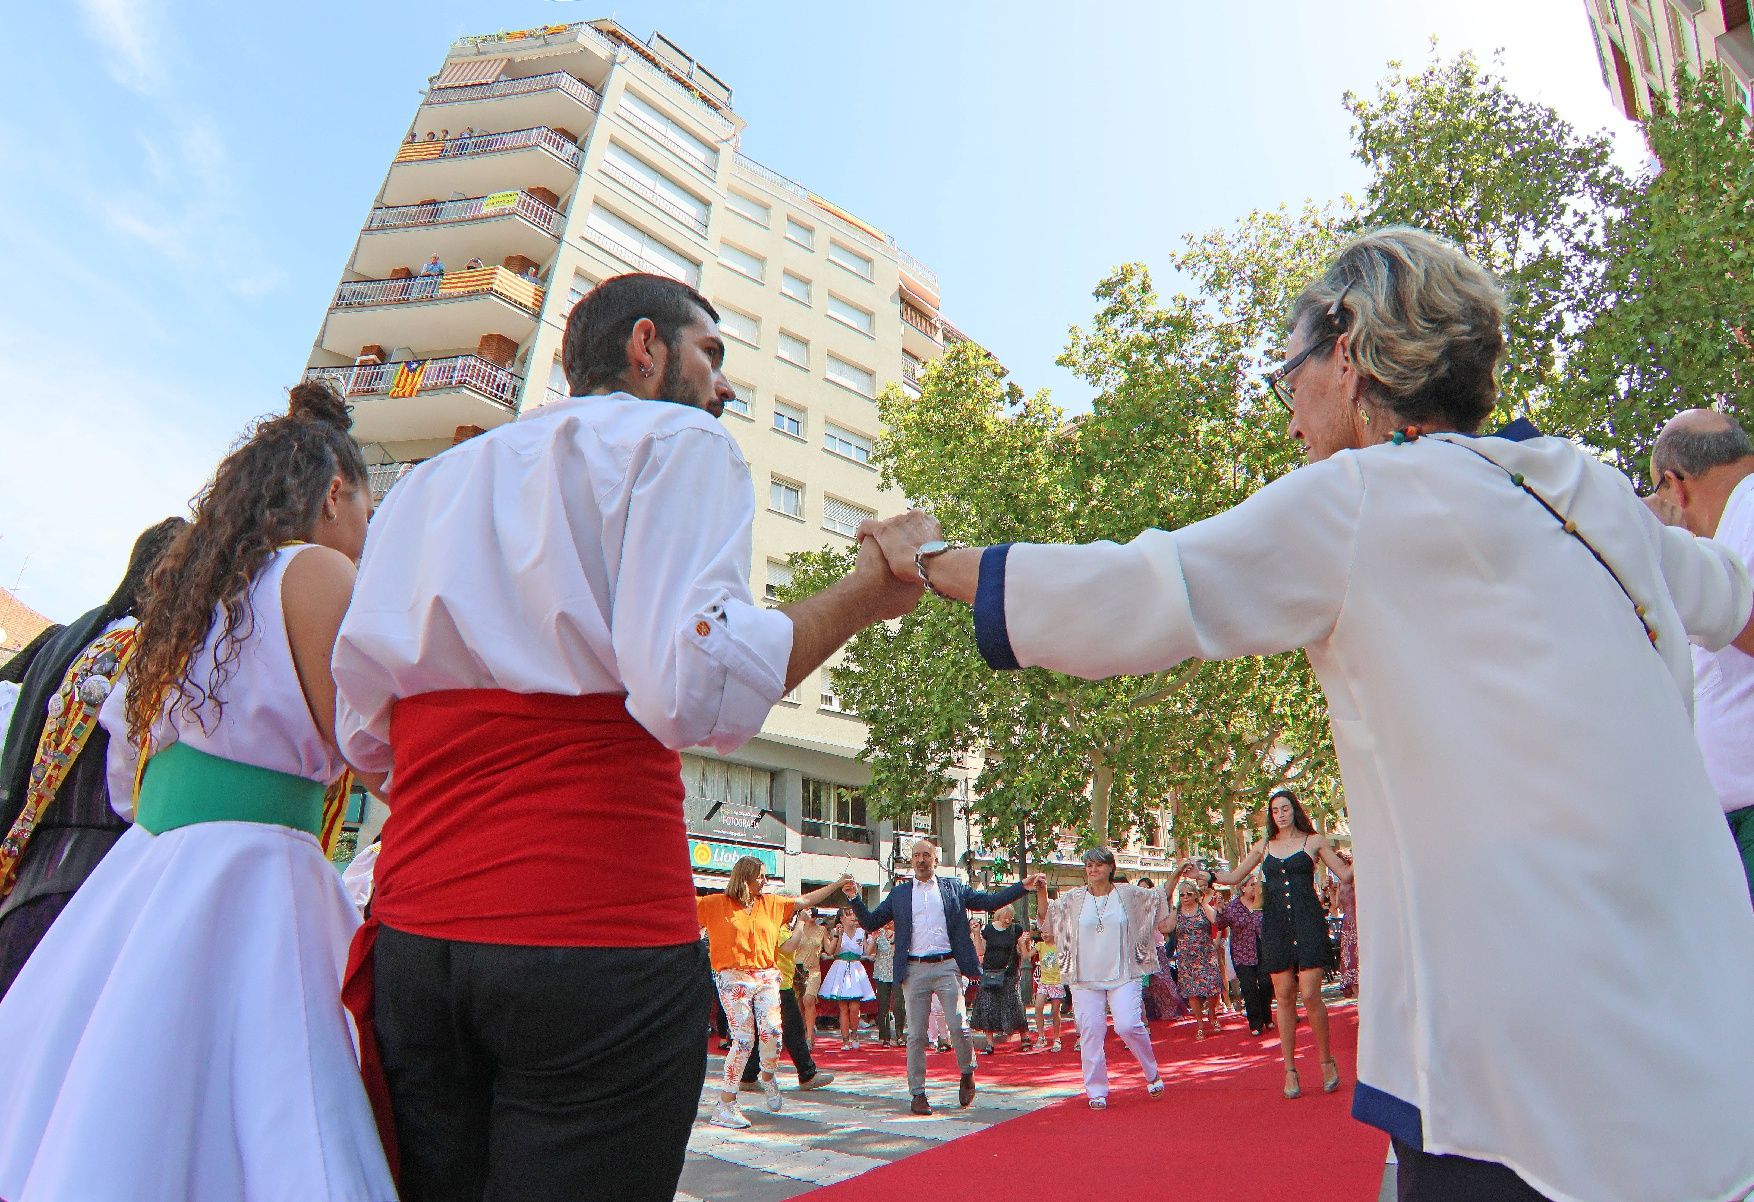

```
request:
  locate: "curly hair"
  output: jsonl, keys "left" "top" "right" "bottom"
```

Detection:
{"left": 1289, "top": 226, "right": 1506, "bottom": 433}
{"left": 124, "top": 381, "right": 367, "bottom": 747}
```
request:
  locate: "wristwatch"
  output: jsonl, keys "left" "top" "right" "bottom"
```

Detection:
{"left": 913, "top": 539, "right": 961, "bottom": 598}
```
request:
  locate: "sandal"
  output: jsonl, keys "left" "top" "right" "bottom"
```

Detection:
{"left": 1051, "top": 1039, "right": 1062, "bottom": 1053}
{"left": 1088, "top": 1096, "right": 1108, "bottom": 1111}
{"left": 1284, "top": 1067, "right": 1302, "bottom": 1100}
{"left": 1322, "top": 1058, "right": 1342, "bottom": 1093}
{"left": 1147, "top": 1077, "right": 1165, "bottom": 1097}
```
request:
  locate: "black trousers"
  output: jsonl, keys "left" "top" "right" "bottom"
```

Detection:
{"left": 1394, "top": 1139, "right": 1551, "bottom": 1201}
{"left": 873, "top": 978, "right": 907, "bottom": 1042}
{"left": 1234, "top": 961, "right": 1274, "bottom": 1031}
{"left": 740, "top": 987, "right": 820, "bottom": 1084}
{"left": 372, "top": 926, "right": 710, "bottom": 1202}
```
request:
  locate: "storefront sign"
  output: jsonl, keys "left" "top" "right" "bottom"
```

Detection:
{"left": 688, "top": 839, "right": 779, "bottom": 877}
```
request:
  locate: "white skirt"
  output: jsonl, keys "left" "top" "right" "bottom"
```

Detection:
{"left": 0, "top": 821, "right": 396, "bottom": 1202}
{"left": 819, "top": 958, "right": 875, "bottom": 1002}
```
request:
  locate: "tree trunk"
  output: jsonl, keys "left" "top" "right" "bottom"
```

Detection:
{"left": 1089, "top": 755, "right": 1114, "bottom": 843}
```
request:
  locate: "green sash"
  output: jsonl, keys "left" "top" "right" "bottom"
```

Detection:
{"left": 136, "top": 741, "right": 325, "bottom": 838}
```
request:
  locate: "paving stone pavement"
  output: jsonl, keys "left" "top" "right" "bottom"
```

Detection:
{"left": 676, "top": 1049, "right": 1078, "bottom": 1201}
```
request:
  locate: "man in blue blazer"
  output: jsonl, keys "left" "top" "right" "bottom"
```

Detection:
{"left": 844, "top": 835, "right": 1044, "bottom": 1114}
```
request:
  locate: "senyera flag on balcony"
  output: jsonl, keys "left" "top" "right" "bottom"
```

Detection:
{"left": 389, "top": 361, "right": 428, "bottom": 399}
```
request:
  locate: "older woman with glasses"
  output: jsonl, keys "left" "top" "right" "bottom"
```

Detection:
{"left": 861, "top": 226, "right": 1754, "bottom": 1201}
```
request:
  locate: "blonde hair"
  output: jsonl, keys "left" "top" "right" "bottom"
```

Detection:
{"left": 1289, "top": 226, "right": 1505, "bottom": 433}
{"left": 726, "top": 856, "right": 766, "bottom": 906}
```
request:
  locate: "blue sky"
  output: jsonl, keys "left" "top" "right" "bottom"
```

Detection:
{"left": 1, "top": 0, "right": 1641, "bottom": 623}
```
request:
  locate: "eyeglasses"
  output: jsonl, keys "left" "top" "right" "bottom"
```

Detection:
{"left": 1264, "top": 285, "right": 1351, "bottom": 413}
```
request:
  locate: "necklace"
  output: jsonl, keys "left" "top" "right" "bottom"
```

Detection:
{"left": 1093, "top": 893, "right": 1112, "bottom": 933}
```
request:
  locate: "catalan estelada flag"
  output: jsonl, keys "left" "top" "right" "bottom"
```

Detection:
{"left": 389, "top": 360, "right": 427, "bottom": 398}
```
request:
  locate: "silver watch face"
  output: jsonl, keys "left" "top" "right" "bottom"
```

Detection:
{"left": 917, "top": 539, "right": 951, "bottom": 558}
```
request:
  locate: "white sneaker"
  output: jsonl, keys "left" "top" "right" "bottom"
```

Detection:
{"left": 710, "top": 1101, "right": 751, "bottom": 1129}
{"left": 762, "top": 1074, "right": 783, "bottom": 1112}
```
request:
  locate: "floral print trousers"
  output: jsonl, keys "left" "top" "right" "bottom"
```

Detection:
{"left": 714, "top": 967, "right": 782, "bottom": 1092}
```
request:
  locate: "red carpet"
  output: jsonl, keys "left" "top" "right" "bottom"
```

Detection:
{"left": 801, "top": 1003, "right": 1387, "bottom": 1201}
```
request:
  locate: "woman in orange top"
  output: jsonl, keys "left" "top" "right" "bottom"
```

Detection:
{"left": 697, "top": 858, "right": 850, "bottom": 1130}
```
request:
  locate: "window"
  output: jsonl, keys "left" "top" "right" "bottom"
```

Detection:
{"left": 780, "top": 271, "right": 811, "bottom": 304}
{"left": 719, "top": 243, "right": 766, "bottom": 282}
{"left": 724, "top": 379, "right": 753, "bottom": 417}
{"left": 548, "top": 357, "right": 569, "bottom": 400}
{"left": 718, "top": 306, "right": 759, "bottom": 347}
{"left": 772, "top": 400, "right": 804, "bottom": 438}
{"left": 825, "top": 354, "right": 876, "bottom": 398}
{"left": 826, "top": 294, "right": 874, "bottom": 336}
{"left": 681, "top": 755, "right": 773, "bottom": 832}
{"left": 1593, "top": 0, "right": 1620, "bottom": 24}
{"left": 780, "top": 685, "right": 801, "bottom": 705}
{"left": 769, "top": 476, "right": 803, "bottom": 518}
{"left": 726, "top": 190, "right": 770, "bottom": 226}
{"left": 601, "top": 142, "right": 710, "bottom": 232}
{"left": 1630, "top": 18, "right": 1660, "bottom": 79}
{"left": 820, "top": 682, "right": 846, "bottom": 713}
{"left": 823, "top": 423, "right": 873, "bottom": 465}
{"left": 618, "top": 91, "right": 717, "bottom": 174}
{"left": 584, "top": 205, "right": 701, "bottom": 286}
{"left": 1664, "top": 2, "right": 1697, "bottom": 75}
{"left": 785, "top": 217, "right": 815, "bottom": 248}
{"left": 828, "top": 241, "right": 874, "bottom": 280}
{"left": 802, "top": 778, "right": 867, "bottom": 841}
{"left": 822, "top": 495, "right": 875, "bottom": 539}
{"left": 777, "top": 332, "right": 809, "bottom": 368}
{"left": 764, "top": 559, "right": 793, "bottom": 602}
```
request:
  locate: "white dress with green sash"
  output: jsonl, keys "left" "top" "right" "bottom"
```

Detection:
{"left": 0, "top": 545, "right": 394, "bottom": 1202}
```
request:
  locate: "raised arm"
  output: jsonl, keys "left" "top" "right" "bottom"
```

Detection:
{"left": 1311, "top": 835, "right": 1353, "bottom": 884}
{"left": 964, "top": 873, "right": 1044, "bottom": 912}
{"left": 1189, "top": 841, "right": 1266, "bottom": 889}
{"left": 845, "top": 877, "right": 893, "bottom": 932}
{"left": 798, "top": 874, "right": 854, "bottom": 908}
{"left": 859, "top": 456, "right": 1363, "bottom": 680}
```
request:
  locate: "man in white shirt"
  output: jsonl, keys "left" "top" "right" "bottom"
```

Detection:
{"left": 1651, "top": 408, "right": 1754, "bottom": 903}
{"left": 332, "top": 273, "right": 924, "bottom": 1202}
{"left": 846, "top": 837, "right": 1043, "bottom": 1115}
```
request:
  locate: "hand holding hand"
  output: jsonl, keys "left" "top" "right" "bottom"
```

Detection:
{"left": 851, "top": 522, "right": 924, "bottom": 620}
{"left": 1022, "top": 872, "right": 1047, "bottom": 890}
{"left": 840, "top": 875, "right": 857, "bottom": 897}
{"left": 855, "top": 509, "right": 943, "bottom": 587}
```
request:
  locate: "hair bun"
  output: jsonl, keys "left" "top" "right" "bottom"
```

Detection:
{"left": 287, "top": 380, "right": 353, "bottom": 431}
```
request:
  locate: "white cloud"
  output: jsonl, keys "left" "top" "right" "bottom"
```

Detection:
{"left": 75, "top": 0, "right": 166, "bottom": 96}
{"left": 0, "top": 336, "right": 239, "bottom": 623}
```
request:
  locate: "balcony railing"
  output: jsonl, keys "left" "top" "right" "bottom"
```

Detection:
{"left": 333, "top": 266, "right": 545, "bottom": 314}
{"left": 305, "top": 354, "right": 521, "bottom": 408}
{"left": 893, "top": 245, "right": 940, "bottom": 295}
{"left": 900, "top": 301, "right": 942, "bottom": 342}
{"left": 599, "top": 158, "right": 708, "bottom": 235}
{"left": 901, "top": 359, "right": 922, "bottom": 392}
{"left": 424, "top": 70, "right": 602, "bottom": 114}
{"left": 732, "top": 152, "right": 807, "bottom": 201}
{"left": 366, "top": 191, "right": 564, "bottom": 238}
{"left": 367, "top": 462, "right": 416, "bottom": 501}
{"left": 394, "top": 125, "right": 582, "bottom": 170}
{"left": 618, "top": 104, "right": 718, "bottom": 177}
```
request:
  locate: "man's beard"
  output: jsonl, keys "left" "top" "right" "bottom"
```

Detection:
{"left": 659, "top": 350, "right": 719, "bottom": 418}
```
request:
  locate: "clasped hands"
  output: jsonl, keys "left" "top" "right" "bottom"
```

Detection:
{"left": 851, "top": 509, "right": 982, "bottom": 609}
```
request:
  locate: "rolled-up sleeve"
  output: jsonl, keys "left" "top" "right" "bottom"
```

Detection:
{"left": 1656, "top": 524, "right": 1752, "bottom": 651}
{"left": 613, "top": 427, "right": 794, "bottom": 752}
{"left": 974, "top": 456, "right": 1363, "bottom": 678}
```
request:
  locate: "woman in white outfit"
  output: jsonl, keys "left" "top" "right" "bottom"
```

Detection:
{"left": 1034, "top": 847, "right": 1178, "bottom": 1109}
{"left": 818, "top": 908, "right": 876, "bottom": 1050}
{"left": 876, "top": 226, "right": 1754, "bottom": 1201}
{"left": 0, "top": 381, "right": 396, "bottom": 1202}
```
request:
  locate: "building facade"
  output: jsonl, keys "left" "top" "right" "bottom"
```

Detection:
{"left": 1583, "top": 0, "right": 1753, "bottom": 124}
{"left": 305, "top": 19, "right": 968, "bottom": 903}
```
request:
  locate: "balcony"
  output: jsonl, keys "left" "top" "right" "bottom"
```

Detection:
{"left": 354, "top": 191, "right": 562, "bottom": 278}
{"left": 900, "top": 358, "right": 922, "bottom": 394}
{"left": 580, "top": 224, "right": 701, "bottom": 287}
{"left": 419, "top": 70, "right": 603, "bottom": 140}
{"left": 306, "top": 354, "right": 521, "bottom": 446}
{"left": 366, "top": 462, "right": 416, "bottom": 503}
{"left": 319, "top": 266, "right": 544, "bottom": 359}
{"left": 598, "top": 157, "right": 708, "bottom": 237}
{"left": 385, "top": 126, "right": 583, "bottom": 206}
{"left": 900, "top": 299, "right": 943, "bottom": 358}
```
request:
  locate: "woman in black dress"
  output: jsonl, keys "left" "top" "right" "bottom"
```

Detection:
{"left": 1186, "top": 788, "right": 1352, "bottom": 1099}
{"left": 969, "top": 904, "right": 1030, "bottom": 1053}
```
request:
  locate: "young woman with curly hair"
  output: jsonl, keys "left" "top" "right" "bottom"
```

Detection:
{"left": 0, "top": 381, "right": 395, "bottom": 1202}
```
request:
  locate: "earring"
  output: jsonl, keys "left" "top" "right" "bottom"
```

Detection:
{"left": 640, "top": 363, "right": 654, "bottom": 378}
{"left": 1358, "top": 408, "right": 1371, "bottom": 426}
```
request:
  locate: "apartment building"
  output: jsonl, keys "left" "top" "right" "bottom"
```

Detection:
{"left": 304, "top": 19, "right": 971, "bottom": 901}
{"left": 1582, "top": 0, "right": 1753, "bottom": 124}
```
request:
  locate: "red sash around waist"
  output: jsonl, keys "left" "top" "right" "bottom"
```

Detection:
{"left": 370, "top": 688, "right": 698, "bottom": 948}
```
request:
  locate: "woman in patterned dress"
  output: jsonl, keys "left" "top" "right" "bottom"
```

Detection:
{"left": 1170, "top": 880, "right": 1222, "bottom": 1038}
{"left": 969, "top": 904, "right": 1029, "bottom": 1053}
{"left": 1337, "top": 852, "right": 1359, "bottom": 997}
